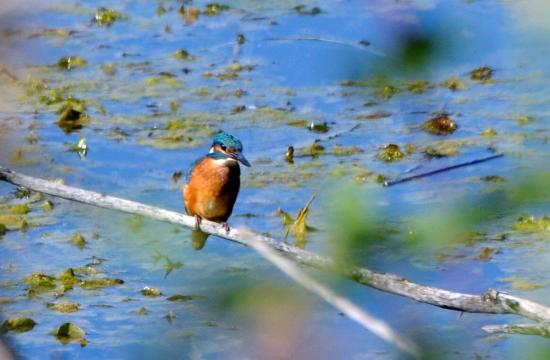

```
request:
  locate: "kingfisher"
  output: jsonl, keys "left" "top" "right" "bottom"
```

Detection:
{"left": 183, "top": 132, "right": 251, "bottom": 249}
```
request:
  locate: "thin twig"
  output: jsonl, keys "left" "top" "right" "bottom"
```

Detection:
{"left": 383, "top": 153, "right": 504, "bottom": 187}
{"left": 1, "top": 166, "right": 549, "bottom": 327}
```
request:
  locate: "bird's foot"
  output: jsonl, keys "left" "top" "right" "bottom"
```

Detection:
{"left": 222, "top": 222, "right": 231, "bottom": 234}
{"left": 194, "top": 215, "right": 202, "bottom": 231}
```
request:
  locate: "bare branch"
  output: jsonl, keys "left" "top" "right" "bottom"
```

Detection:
{"left": 1, "top": 166, "right": 550, "bottom": 330}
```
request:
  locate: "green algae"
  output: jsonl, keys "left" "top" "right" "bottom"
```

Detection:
{"left": 57, "top": 56, "right": 87, "bottom": 70}
{"left": 52, "top": 322, "right": 86, "bottom": 345}
{"left": 80, "top": 278, "right": 124, "bottom": 289}
{"left": 442, "top": 77, "right": 466, "bottom": 90}
{"left": 173, "top": 49, "right": 194, "bottom": 61}
{"left": 422, "top": 114, "right": 458, "bottom": 135}
{"left": 470, "top": 66, "right": 494, "bottom": 81}
{"left": 513, "top": 215, "right": 550, "bottom": 233}
{"left": 500, "top": 276, "right": 544, "bottom": 291}
{"left": 167, "top": 294, "right": 198, "bottom": 302}
{"left": 69, "top": 233, "right": 86, "bottom": 249}
{"left": 480, "top": 128, "right": 497, "bottom": 137}
{"left": 1, "top": 317, "right": 36, "bottom": 333}
{"left": 93, "top": 7, "right": 127, "bottom": 26}
{"left": 203, "top": 3, "right": 230, "bottom": 16}
{"left": 377, "top": 144, "right": 404, "bottom": 162}
{"left": 406, "top": 80, "right": 432, "bottom": 94}
{"left": 22, "top": 273, "right": 57, "bottom": 293}
{"left": 47, "top": 300, "right": 80, "bottom": 313}
{"left": 141, "top": 286, "right": 161, "bottom": 297}
{"left": 11, "top": 204, "right": 30, "bottom": 214}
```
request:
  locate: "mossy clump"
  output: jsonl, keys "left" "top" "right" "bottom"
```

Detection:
{"left": 1, "top": 317, "right": 36, "bottom": 333}
{"left": 512, "top": 215, "right": 550, "bottom": 233}
{"left": 377, "top": 144, "right": 404, "bottom": 162}
{"left": 376, "top": 85, "right": 400, "bottom": 100}
{"left": 470, "top": 66, "right": 493, "bottom": 81}
{"left": 422, "top": 114, "right": 457, "bottom": 135}
{"left": 57, "top": 56, "right": 87, "bottom": 70}
{"left": 93, "top": 7, "right": 126, "bottom": 26}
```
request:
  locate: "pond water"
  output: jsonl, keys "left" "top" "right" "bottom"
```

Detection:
{"left": 0, "top": 0, "right": 549, "bottom": 358}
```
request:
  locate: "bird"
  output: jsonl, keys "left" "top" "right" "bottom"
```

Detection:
{"left": 183, "top": 132, "right": 251, "bottom": 249}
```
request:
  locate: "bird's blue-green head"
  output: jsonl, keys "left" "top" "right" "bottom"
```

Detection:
{"left": 208, "top": 132, "right": 251, "bottom": 167}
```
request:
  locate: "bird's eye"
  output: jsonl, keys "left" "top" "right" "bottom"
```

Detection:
{"left": 220, "top": 144, "right": 227, "bottom": 151}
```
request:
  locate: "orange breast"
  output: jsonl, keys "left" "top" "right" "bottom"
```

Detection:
{"left": 182, "top": 157, "right": 241, "bottom": 222}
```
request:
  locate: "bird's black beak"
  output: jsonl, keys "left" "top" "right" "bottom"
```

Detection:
{"left": 233, "top": 152, "right": 251, "bottom": 167}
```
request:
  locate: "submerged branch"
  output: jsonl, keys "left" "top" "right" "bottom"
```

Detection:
{"left": 482, "top": 323, "right": 550, "bottom": 338}
{"left": 383, "top": 153, "right": 504, "bottom": 187}
{"left": 1, "top": 166, "right": 550, "bottom": 329}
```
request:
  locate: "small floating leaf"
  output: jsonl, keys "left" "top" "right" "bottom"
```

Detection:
{"left": 57, "top": 56, "right": 87, "bottom": 70}
{"left": 53, "top": 322, "right": 85, "bottom": 344}
{"left": 470, "top": 66, "right": 493, "bottom": 81}
{"left": 47, "top": 300, "right": 80, "bottom": 313}
{"left": 56, "top": 107, "right": 90, "bottom": 134}
{"left": 2, "top": 317, "right": 36, "bottom": 333}
{"left": 141, "top": 286, "right": 161, "bottom": 297}
{"left": 237, "top": 33, "right": 245, "bottom": 45}
{"left": 377, "top": 144, "right": 404, "bottom": 162}
{"left": 422, "top": 114, "right": 457, "bottom": 135}
{"left": 0, "top": 224, "right": 6, "bottom": 237}
{"left": 308, "top": 122, "right": 330, "bottom": 133}
{"left": 294, "top": 5, "right": 322, "bottom": 16}
{"left": 284, "top": 146, "right": 294, "bottom": 163}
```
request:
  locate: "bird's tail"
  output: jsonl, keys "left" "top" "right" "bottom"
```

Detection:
{"left": 191, "top": 230, "right": 209, "bottom": 250}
